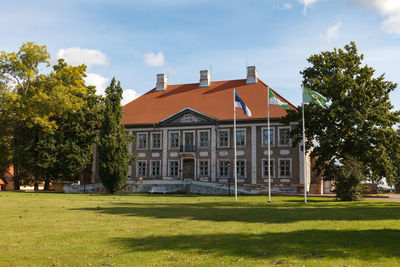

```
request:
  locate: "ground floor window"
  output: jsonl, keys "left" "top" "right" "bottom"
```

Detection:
{"left": 169, "top": 161, "right": 179, "bottom": 177}
{"left": 199, "top": 160, "right": 209, "bottom": 177}
{"left": 218, "top": 160, "right": 229, "bottom": 177}
{"left": 151, "top": 161, "right": 161, "bottom": 177}
{"left": 279, "top": 159, "right": 291, "bottom": 177}
{"left": 236, "top": 160, "right": 246, "bottom": 178}
{"left": 262, "top": 159, "right": 275, "bottom": 178}
{"left": 137, "top": 161, "right": 147, "bottom": 177}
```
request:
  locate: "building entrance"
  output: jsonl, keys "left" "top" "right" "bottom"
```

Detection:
{"left": 182, "top": 158, "right": 195, "bottom": 179}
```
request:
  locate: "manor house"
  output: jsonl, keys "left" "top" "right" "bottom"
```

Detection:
{"left": 115, "top": 66, "right": 312, "bottom": 193}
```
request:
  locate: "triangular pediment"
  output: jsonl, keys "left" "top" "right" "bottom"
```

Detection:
{"left": 158, "top": 108, "right": 217, "bottom": 126}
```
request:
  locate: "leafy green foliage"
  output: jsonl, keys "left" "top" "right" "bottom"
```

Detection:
{"left": 333, "top": 156, "right": 367, "bottom": 201}
{"left": 98, "top": 78, "right": 131, "bottom": 193}
{"left": 0, "top": 42, "right": 101, "bottom": 188}
{"left": 283, "top": 42, "right": 400, "bottom": 190}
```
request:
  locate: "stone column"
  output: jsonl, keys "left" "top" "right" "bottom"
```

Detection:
{"left": 251, "top": 125, "right": 257, "bottom": 184}
{"left": 211, "top": 126, "right": 216, "bottom": 182}
{"left": 162, "top": 129, "right": 168, "bottom": 178}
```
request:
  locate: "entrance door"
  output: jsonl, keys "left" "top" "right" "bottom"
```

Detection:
{"left": 182, "top": 158, "right": 195, "bottom": 179}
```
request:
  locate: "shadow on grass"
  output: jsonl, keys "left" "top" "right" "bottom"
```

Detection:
{"left": 111, "top": 229, "right": 400, "bottom": 261}
{"left": 73, "top": 201, "right": 400, "bottom": 224}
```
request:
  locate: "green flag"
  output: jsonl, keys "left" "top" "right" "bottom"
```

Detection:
{"left": 269, "top": 88, "right": 289, "bottom": 110}
{"left": 303, "top": 86, "right": 327, "bottom": 107}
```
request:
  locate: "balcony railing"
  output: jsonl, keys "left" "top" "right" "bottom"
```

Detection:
{"left": 180, "top": 145, "right": 196, "bottom": 153}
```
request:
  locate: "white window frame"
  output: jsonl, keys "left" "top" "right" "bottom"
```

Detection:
{"left": 169, "top": 131, "right": 180, "bottom": 149}
{"left": 235, "top": 128, "right": 246, "bottom": 147}
{"left": 183, "top": 130, "right": 196, "bottom": 147}
{"left": 198, "top": 130, "right": 210, "bottom": 148}
{"left": 278, "top": 158, "right": 292, "bottom": 178}
{"left": 262, "top": 158, "right": 276, "bottom": 178}
{"left": 218, "top": 160, "right": 230, "bottom": 178}
{"left": 261, "top": 127, "right": 275, "bottom": 147}
{"left": 278, "top": 126, "right": 291, "bottom": 147}
{"left": 217, "top": 129, "right": 230, "bottom": 148}
{"left": 198, "top": 159, "right": 210, "bottom": 177}
{"left": 236, "top": 159, "right": 246, "bottom": 178}
{"left": 150, "top": 160, "right": 162, "bottom": 177}
{"left": 168, "top": 160, "right": 179, "bottom": 178}
{"left": 136, "top": 132, "right": 148, "bottom": 150}
{"left": 151, "top": 132, "right": 162, "bottom": 150}
{"left": 136, "top": 160, "right": 147, "bottom": 178}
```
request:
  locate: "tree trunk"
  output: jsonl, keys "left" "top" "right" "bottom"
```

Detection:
{"left": 44, "top": 179, "right": 50, "bottom": 191}
{"left": 13, "top": 165, "right": 20, "bottom": 191}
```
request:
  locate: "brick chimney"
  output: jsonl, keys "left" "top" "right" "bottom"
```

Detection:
{"left": 199, "top": 70, "right": 211, "bottom": 87}
{"left": 155, "top": 73, "right": 168, "bottom": 91}
{"left": 246, "top": 66, "right": 258, "bottom": 84}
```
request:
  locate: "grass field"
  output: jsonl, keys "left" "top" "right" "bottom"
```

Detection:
{"left": 1, "top": 192, "right": 400, "bottom": 266}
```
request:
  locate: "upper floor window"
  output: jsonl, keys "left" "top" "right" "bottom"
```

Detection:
{"left": 151, "top": 133, "right": 161, "bottom": 149}
{"left": 218, "top": 130, "right": 229, "bottom": 147}
{"left": 262, "top": 128, "right": 274, "bottom": 146}
{"left": 169, "top": 132, "right": 179, "bottom": 149}
{"left": 279, "top": 128, "right": 291, "bottom": 146}
{"left": 199, "top": 131, "right": 209, "bottom": 148}
{"left": 137, "top": 133, "right": 147, "bottom": 149}
{"left": 236, "top": 129, "right": 246, "bottom": 146}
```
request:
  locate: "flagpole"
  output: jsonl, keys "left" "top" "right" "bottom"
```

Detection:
{"left": 267, "top": 87, "right": 271, "bottom": 203}
{"left": 233, "top": 89, "right": 238, "bottom": 202}
{"left": 302, "top": 86, "right": 307, "bottom": 203}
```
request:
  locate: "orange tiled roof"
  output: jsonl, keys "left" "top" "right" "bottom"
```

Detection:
{"left": 122, "top": 79, "right": 296, "bottom": 125}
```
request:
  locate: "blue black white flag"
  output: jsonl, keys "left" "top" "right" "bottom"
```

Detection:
{"left": 234, "top": 90, "right": 252, "bottom": 117}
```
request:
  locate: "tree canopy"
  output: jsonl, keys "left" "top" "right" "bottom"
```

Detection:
{"left": 283, "top": 42, "right": 400, "bottom": 185}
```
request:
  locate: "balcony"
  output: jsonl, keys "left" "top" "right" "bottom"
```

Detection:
{"left": 180, "top": 145, "right": 196, "bottom": 153}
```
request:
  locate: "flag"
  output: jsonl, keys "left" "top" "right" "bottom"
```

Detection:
{"left": 269, "top": 88, "right": 289, "bottom": 110}
{"left": 303, "top": 86, "right": 327, "bottom": 107}
{"left": 234, "top": 91, "right": 252, "bottom": 116}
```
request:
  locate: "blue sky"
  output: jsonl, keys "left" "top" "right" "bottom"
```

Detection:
{"left": 1, "top": 0, "right": 399, "bottom": 108}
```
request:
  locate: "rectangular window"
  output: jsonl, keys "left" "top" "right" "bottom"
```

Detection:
{"left": 279, "top": 128, "right": 290, "bottom": 146}
{"left": 236, "top": 129, "right": 246, "bottom": 146}
{"left": 262, "top": 128, "right": 274, "bottom": 146}
{"left": 199, "top": 160, "right": 209, "bottom": 177}
{"left": 169, "top": 132, "right": 179, "bottom": 149}
{"left": 218, "top": 161, "right": 229, "bottom": 177}
{"left": 279, "top": 159, "right": 291, "bottom": 177}
{"left": 199, "top": 131, "right": 209, "bottom": 148}
{"left": 218, "top": 130, "right": 229, "bottom": 147}
{"left": 169, "top": 161, "right": 179, "bottom": 177}
{"left": 151, "top": 161, "right": 161, "bottom": 177}
{"left": 137, "top": 161, "right": 147, "bottom": 177}
{"left": 137, "top": 133, "right": 147, "bottom": 149}
{"left": 262, "top": 159, "right": 275, "bottom": 178}
{"left": 151, "top": 133, "right": 161, "bottom": 149}
{"left": 236, "top": 160, "right": 246, "bottom": 178}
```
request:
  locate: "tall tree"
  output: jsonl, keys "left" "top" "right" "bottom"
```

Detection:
{"left": 283, "top": 42, "right": 400, "bottom": 190}
{"left": 0, "top": 43, "right": 100, "bottom": 189}
{"left": 98, "top": 78, "right": 131, "bottom": 193}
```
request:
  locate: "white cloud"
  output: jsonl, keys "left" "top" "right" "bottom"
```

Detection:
{"left": 298, "top": 0, "right": 319, "bottom": 13}
{"left": 281, "top": 3, "right": 293, "bottom": 10}
{"left": 349, "top": 0, "right": 400, "bottom": 35}
{"left": 143, "top": 52, "right": 165, "bottom": 67}
{"left": 122, "top": 89, "right": 141, "bottom": 105}
{"left": 56, "top": 47, "right": 109, "bottom": 69}
{"left": 84, "top": 73, "right": 109, "bottom": 96}
{"left": 323, "top": 21, "right": 342, "bottom": 42}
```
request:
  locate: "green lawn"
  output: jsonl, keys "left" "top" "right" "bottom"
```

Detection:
{"left": 1, "top": 193, "right": 400, "bottom": 266}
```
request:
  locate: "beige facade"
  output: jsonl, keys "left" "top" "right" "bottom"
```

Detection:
{"left": 125, "top": 108, "right": 309, "bottom": 192}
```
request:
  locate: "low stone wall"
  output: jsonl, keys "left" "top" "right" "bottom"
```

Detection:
{"left": 62, "top": 180, "right": 298, "bottom": 195}
{"left": 121, "top": 180, "right": 297, "bottom": 195}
